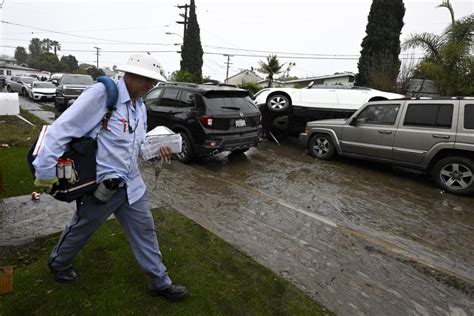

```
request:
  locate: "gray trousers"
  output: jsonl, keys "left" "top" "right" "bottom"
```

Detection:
{"left": 49, "top": 187, "right": 172, "bottom": 290}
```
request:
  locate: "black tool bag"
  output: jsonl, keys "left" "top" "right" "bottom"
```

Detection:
{"left": 27, "top": 137, "right": 98, "bottom": 202}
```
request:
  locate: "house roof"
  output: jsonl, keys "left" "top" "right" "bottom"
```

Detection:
{"left": 227, "top": 69, "right": 263, "bottom": 81}
{"left": 0, "top": 63, "right": 39, "bottom": 71}
{"left": 285, "top": 72, "right": 355, "bottom": 84}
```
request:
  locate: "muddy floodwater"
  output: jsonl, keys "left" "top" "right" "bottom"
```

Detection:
{"left": 142, "top": 138, "right": 474, "bottom": 316}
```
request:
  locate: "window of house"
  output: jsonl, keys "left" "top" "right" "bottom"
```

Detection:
{"left": 465, "top": 104, "right": 474, "bottom": 129}
{"left": 160, "top": 88, "right": 180, "bottom": 107}
{"left": 0, "top": 70, "right": 4, "bottom": 75}
{"left": 357, "top": 104, "right": 400, "bottom": 125}
{"left": 7, "top": 70, "right": 11, "bottom": 75}
{"left": 404, "top": 103, "right": 453, "bottom": 128}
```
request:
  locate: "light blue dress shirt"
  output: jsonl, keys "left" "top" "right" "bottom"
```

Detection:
{"left": 33, "top": 79, "right": 148, "bottom": 205}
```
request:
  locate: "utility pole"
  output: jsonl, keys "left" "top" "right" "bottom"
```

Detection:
{"left": 94, "top": 47, "right": 101, "bottom": 69}
{"left": 177, "top": 3, "right": 190, "bottom": 39}
{"left": 224, "top": 54, "right": 233, "bottom": 83}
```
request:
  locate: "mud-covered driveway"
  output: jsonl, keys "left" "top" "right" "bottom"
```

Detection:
{"left": 142, "top": 139, "right": 474, "bottom": 315}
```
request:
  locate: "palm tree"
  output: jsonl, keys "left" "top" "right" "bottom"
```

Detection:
{"left": 402, "top": 0, "right": 473, "bottom": 95}
{"left": 258, "top": 54, "right": 285, "bottom": 88}
{"left": 51, "top": 41, "right": 61, "bottom": 56}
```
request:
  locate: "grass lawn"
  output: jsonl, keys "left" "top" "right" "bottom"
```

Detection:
{"left": 0, "top": 110, "right": 45, "bottom": 198}
{"left": 0, "top": 208, "right": 331, "bottom": 315}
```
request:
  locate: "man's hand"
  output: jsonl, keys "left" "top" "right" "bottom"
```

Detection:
{"left": 34, "top": 177, "right": 59, "bottom": 194}
{"left": 159, "top": 146, "right": 172, "bottom": 162}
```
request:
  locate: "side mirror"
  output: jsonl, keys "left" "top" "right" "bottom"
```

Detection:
{"left": 52, "top": 79, "right": 58, "bottom": 85}
{"left": 307, "top": 81, "right": 314, "bottom": 89}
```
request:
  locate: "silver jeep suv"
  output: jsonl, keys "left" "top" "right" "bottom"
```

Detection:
{"left": 299, "top": 98, "right": 474, "bottom": 195}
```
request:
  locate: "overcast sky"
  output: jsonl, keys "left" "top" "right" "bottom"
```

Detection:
{"left": 1, "top": 0, "right": 472, "bottom": 81}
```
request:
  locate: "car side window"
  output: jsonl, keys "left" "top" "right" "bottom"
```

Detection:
{"left": 179, "top": 91, "right": 195, "bottom": 107}
{"left": 145, "top": 88, "right": 163, "bottom": 105}
{"left": 160, "top": 88, "right": 180, "bottom": 107}
{"left": 404, "top": 103, "right": 453, "bottom": 128}
{"left": 357, "top": 104, "right": 400, "bottom": 125}
{"left": 465, "top": 104, "right": 474, "bottom": 129}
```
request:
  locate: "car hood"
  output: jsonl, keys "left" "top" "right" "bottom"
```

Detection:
{"left": 306, "top": 118, "right": 347, "bottom": 127}
{"left": 61, "top": 84, "right": 91, "bottom": 89}
{"left": 33, "top": 87, "right": 56, "bottom": 93}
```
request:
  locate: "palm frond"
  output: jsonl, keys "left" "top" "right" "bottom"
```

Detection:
{"left": 402, "top": 33, "right": 444, "bottom": 57}
{"left": 436, "top": 0, "right": 455, "bottom": 25}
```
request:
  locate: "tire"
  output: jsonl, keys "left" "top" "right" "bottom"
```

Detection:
{"left": 55, "top": 99, "right": 67, "bottom": 112}
{"left": 231, "top": 148, "right": 249, "bottom": 155}
{"left": 6, "top": 85, "right": 12, "bottom": 93}
{"left": 308, "top": 134, "right": 335, "bottom": 160}
{"left": 174, "top": 133, "right": 195, "bottom": 163}
{"left": 432, "top": 156, "right": 474, "bottom": 195}
{"left": 266, "top": 93, "right": 291, "bottom": 113}
{"left": 21, "top": 88, "right": 27, "bottom": 96}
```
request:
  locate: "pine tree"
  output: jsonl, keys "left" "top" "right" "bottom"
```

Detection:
{"left": 180, "top": 0, "right": 203, "bottom": 83}
{"left": 355, "top": 0, "right": 405, "bottom": 91}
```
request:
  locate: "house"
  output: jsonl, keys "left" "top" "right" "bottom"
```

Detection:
{"left": 225, "top": 69, "right": 263, "bottom": 86}
{"left": 0, "top": 57, "right": 42, "bottom": 79}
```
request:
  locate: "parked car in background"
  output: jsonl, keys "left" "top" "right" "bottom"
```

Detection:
{"left": 254, "top": 84, "right": 404, "bottom": 134}
{"left": 6, "top": 75, "right": 37, "bottom": 96}
{"left": 27, "top": 81, "right": 56, "bottom": 101}
{"left": 49, "top": 73, "right": 64, "bottom": 85}
{"left": 300, "top": 97, "right": 474, "bottom": 195}
{"left": 144, "top": 82, "right": 262, "bottom": 163}
{"left": 55, "top": 74, "right": 94, "bottom": 112}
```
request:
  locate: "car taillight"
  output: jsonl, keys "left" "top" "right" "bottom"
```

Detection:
{"left": 198, "top": 115, "right": 213, "bottom": 127}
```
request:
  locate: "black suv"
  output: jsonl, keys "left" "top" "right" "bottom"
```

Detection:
{"left": 144, "top": 82, "right": 262, "bottom": 163}
{"left": 55, "top": 74, "right": 94, "bottom": 112}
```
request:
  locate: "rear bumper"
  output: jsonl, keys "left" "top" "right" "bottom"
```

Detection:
{"left": 195, "top": 130, "right": 262, "bottom": 156}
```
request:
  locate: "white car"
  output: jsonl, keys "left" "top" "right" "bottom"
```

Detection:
{"left": 27, "top": 81, "right": 56, "bottom": 101}
{"left": 254, "top": 84, "right": 405, "bottom": 133}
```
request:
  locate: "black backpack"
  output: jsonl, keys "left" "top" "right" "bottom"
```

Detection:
{"left": 27, "top": 76, "right": 119, "bottom": 202}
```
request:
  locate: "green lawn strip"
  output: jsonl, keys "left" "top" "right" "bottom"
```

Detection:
{"left": 0, "top": 146, "right": 36, "bottom": 198}
{"left": 0, "top": 208, "right": 331, "bottom": 315}
{"left": 0, "top": 110, "right": 45, "bottom": 198}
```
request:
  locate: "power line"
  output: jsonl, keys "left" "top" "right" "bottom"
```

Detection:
{"left": 1, "top": 20, "right": 421, "bottom": 59}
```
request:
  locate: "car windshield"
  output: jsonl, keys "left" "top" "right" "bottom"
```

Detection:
{"left": 33, "top": 82, "right": 56, "bottom": 88}
{"left": 62, "top": 75, "right": 94, "bottom": 85}
{"left": 202, "top": 91, "right": 257, "bottom": 111}
{"left": 21, "top": 77, "right": 35, "bottom": 84}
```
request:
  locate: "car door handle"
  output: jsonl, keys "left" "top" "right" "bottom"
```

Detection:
{"left": 378, "top": 130, "right": 392, "bottom": 134}
{"left": 432, "top": 134, "right": 450, "bottom": 139}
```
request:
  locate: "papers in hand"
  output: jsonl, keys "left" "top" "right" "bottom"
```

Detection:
{"left": 142, "top": 126, "right": 182, "bottom": 160}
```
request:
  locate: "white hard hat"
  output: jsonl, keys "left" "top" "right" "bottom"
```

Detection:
{"left": 117, "top": 54, "right": 167, "bottom": 82}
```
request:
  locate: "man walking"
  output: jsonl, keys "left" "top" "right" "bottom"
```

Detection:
{"left": 33, "top": 54, "right": 187, "bottom": 301}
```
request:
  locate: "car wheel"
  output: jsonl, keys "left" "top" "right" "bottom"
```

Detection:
{"left": 174, "top": 133, "right": 195, "bottom": 163}
{"left": 230, "top": 148, "right": 249, "bottom": 155}
{"left": 21, "top": 88, "right": 27, "bottom": 96}
{"left": 308, "top": 134, "right": 335, "bottom": 160}
{"left": 55, "top": 100, "right": 66, "bottom": 112}
{"left": 432, "top": 156, "right": 474, "bottom": 195}
{"left": 266, "top": 93, "right": 291, "bottom": 113}
{"left": 6, "top": 86, "right": 12, "bottom": 93}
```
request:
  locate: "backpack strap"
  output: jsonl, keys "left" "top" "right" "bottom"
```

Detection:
{"left": 96, "top": 76, "right": 119, "bottom": 130}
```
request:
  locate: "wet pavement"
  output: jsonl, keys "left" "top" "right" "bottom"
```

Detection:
{"left": 2, "top": 96, "right": 473, "bottom": 315}
{"left": 141, "top": 143, "right": 474, "bottom": 316}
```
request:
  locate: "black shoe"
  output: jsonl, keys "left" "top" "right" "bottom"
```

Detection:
{"left": 148, "top": 283, "right": 188, "bottom": 301}
{"left": 48, "top": 260, "right": 78, "bottom": 284}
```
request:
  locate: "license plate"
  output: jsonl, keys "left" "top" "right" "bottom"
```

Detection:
{"left": 235, "top": 119, "right": 246, "bottom": 127}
